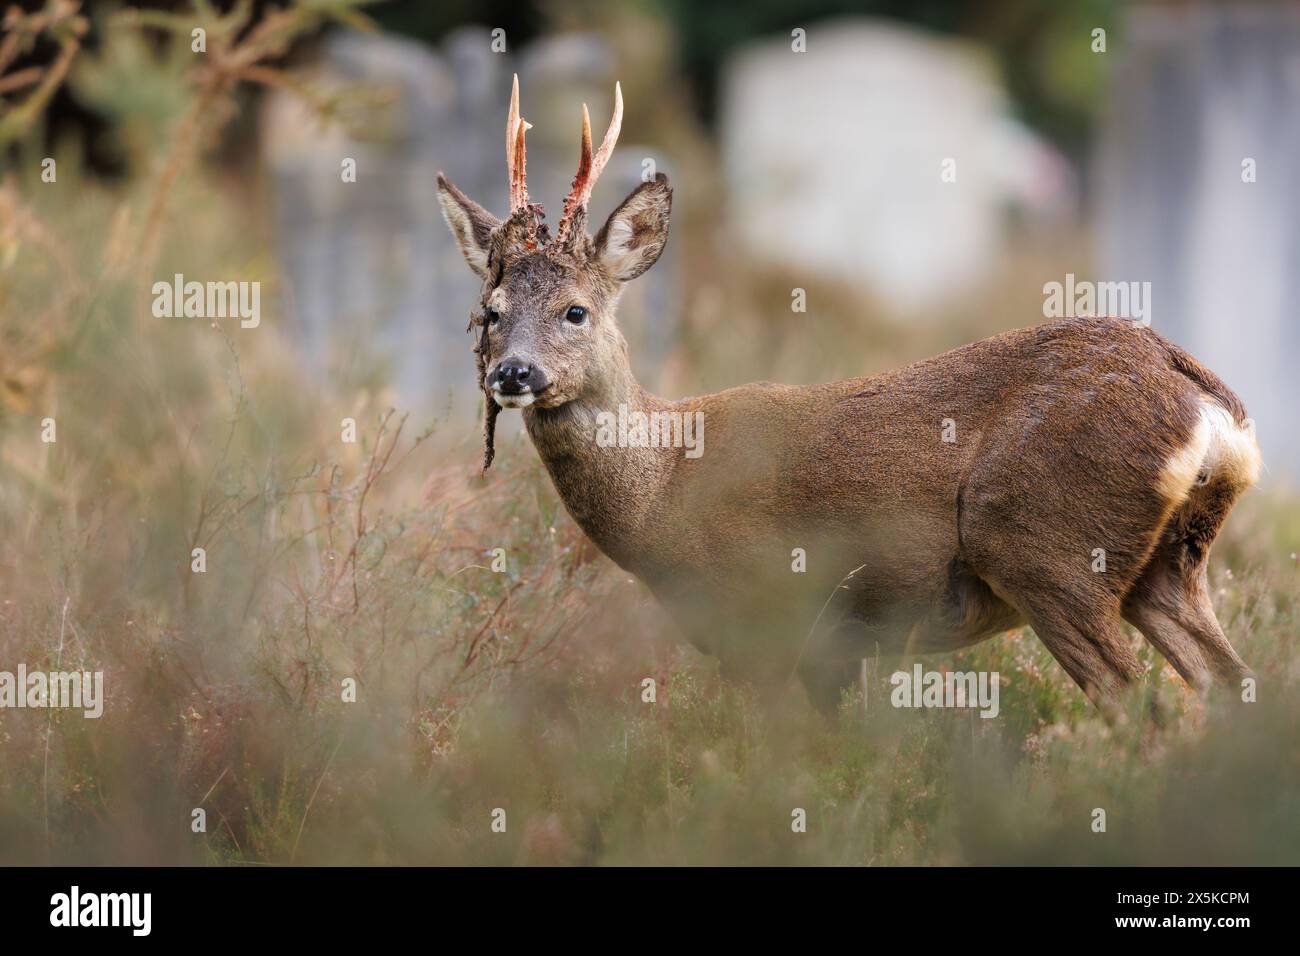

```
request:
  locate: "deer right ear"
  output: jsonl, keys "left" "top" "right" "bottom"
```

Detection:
{"left": 437, "top": 173, "right": 500, "bottom": 278}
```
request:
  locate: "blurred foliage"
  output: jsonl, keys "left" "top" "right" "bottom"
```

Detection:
{"left": 0, "top": 0, "right": 87, "bottom": 146}
{"left": 66, "top": 7, "right": 192, "bottom": 169}
{"left": 364, "top": 0, "right": 542, "bottom": 47}
{"left": 368, "top": 0, "right": 1123, "bottom": 151}
{"left": 8, "top": 0, "right": 1121, "bottom": 175}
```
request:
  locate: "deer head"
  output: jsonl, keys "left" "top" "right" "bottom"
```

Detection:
{"left": 437, "top": 75, "right": 673, "bottom": 469}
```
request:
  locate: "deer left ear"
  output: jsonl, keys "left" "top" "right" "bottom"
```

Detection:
{"left": 594, "top": 172, "right": 672, "bottom": 282}
{"left": 438, "top": 172, "right": 501, "bottom": 278}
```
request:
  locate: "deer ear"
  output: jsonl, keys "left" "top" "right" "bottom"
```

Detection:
{"left": 594, "top": 173, "right": 672, "bottom": 282}
{"left": 437, "top": 173, "right": 500, "bottom": 278}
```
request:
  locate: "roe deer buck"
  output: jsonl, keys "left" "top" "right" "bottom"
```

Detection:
{"left": 437, "top": 77, "right": 1261, "bottom": 714}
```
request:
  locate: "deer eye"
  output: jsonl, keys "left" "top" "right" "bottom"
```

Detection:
{"left": 484, "top": 306, "right": 500, "bottom": 324}
{"left": 565, "top": 305, "right": 587, "bottom": 325}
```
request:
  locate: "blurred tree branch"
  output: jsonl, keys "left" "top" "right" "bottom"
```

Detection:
{"left": 126, "top": 0, "right": 380, "bottom": 273}
{"left": 0, "top": 0, "right": 88, "bottom": 146}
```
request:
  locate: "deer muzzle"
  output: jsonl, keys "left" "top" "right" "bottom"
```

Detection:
{"left": 490, "top": 357, "right": 550, "bottom": 408}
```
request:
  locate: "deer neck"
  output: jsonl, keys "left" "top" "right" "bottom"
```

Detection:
{"left": 523, "top": 357, "right": 679, "bottom": 574}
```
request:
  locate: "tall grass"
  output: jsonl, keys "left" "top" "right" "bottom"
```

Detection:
{"left": 1, "top": 2, "right": 1297, "bottom": 866}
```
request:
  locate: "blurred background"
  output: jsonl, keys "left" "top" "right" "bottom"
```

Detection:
{"left": 12, "top": 0, "right": 1300, "bottom": 474}
{"left": 0, "top": 0, "right": 1297, "bottom": 866}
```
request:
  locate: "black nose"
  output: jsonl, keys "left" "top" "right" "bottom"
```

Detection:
{"left": 494, "top": 358, "right": 545, "bottom": 395}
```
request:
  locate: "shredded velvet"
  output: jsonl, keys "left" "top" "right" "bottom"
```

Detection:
{"left": 469, "top": 312, "right": 498, "bottom": 472}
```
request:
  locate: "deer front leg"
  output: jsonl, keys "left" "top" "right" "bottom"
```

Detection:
{"left": 797, "top": 657, "right": 865, "bottom": 715}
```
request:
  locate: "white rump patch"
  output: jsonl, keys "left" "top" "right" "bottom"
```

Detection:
{"left": 1157, "top": 400, "right": 1262, "bottom": 503}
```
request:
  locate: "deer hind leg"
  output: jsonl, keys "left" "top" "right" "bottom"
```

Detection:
{"left": 1122, "top": 598, "right": 1213, "bottom": 690}
{"left": 959, "top": 502, "right": 1153, "bottom": 712}
{"left": 1171, "top": 576, "right": 1252, "bottom": 685}
{"left": 1122, "top": 482, "right": 1253, "bottom": 690}
{"left": 1015, "top": 596, "right": 1144, "bottom": 716}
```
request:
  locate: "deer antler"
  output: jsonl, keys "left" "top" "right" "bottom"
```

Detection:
{"left": 506, "top": 74, "right": 533, "bottom": 215}
{"left": 556, "top": 81, "right": 623, "bottom": 243}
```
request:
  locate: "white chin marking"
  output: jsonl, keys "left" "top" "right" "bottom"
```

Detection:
{"left": 493, "top": 391, "right": 535, "bottom": 409}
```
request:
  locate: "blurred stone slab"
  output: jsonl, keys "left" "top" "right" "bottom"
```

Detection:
{"left": 1097, "top": 2, "right": 1300, "bottom": 481}
{"left": 719, "top": 18, "right": 1073, "bottom": 316}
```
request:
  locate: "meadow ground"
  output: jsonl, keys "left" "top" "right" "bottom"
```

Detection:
{"left": 2, "top": 161, "right": 1297, "bottom": 867}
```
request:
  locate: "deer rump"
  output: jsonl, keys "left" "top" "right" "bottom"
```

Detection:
{"left": 641, "top": 316, "right": 1258, "bottom": 713}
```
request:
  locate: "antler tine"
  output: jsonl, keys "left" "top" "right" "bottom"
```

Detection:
{"left": 576, "top": 103, "right": 593, "bottom": 189}
{"left": 511, "top": 117, "right": 532, "bottom": 213}
{"left": 557, "top": 81, "right": 623, "bottom": 241}
{"left": 591, "top": 80, "right": 623, "bottom": 182}
{"left": 506, "top": 74, "right": 518, "bottom": 184}
{"left": 506, "top": 74, "right": 531, "bottom": 214}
